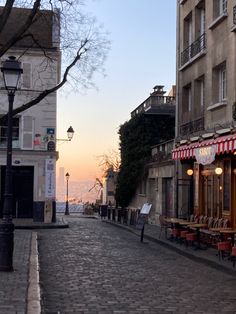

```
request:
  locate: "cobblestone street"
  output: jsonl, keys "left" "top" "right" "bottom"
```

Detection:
{"left": 38, "top": 217, "right": 236, "bottom": 314}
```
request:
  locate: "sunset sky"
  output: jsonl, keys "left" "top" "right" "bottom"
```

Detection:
{"left": 56, "top": 0, "right": 176, "bottom": 182}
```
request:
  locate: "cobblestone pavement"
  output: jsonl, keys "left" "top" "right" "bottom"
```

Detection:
{"left": 0, "top": 230, "right": 31, "bottom": 314}
{"left": 38, "top": 217, "right": 236, "bottom": 314}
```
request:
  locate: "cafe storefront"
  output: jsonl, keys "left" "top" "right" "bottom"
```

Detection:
{"left": 172, "top": 134, "right": 236, "bottom": 228}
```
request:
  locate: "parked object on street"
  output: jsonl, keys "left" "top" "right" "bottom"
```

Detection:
{"left": 136, "top": 203, "right": 152, "bottom": 242}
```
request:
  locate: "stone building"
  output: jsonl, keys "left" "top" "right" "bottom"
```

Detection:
{"left": 0, "top": 7, "right": 60, "bottom": 221}
{"left": 128, "top": 85, "right": 176, "bottom": 224}
{"left": 173, "top": 0, "right": 236, "bottom": 226}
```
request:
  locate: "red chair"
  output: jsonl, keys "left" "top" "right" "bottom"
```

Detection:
{"left": 217, "top": 241, "right": 232, "bottom": 260}
{"left": 171, "top": 228, "right": 180, "bottom": 241}
{"left": 231, "top": 246, "right": 236, "bottom": 267}
{"left": 186, "top": 232, "right": 197, "bottom": 247}
{"left": 179, "top": 230, "right": 189, "bottom": 244}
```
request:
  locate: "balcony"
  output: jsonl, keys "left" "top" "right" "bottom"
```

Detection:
{"left": 149, "top": 140, "right": 174, "bottom": 163}
{"left": 131, "top": 95, "right": 175, "bottom": 118}
{"left": 179, "top": 116, "right": 204, "bottom": 137}
{"left": 181, "top": 33, "right": 206, "bottom": 67}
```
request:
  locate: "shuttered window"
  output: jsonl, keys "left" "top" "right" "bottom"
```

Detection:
{"left": 22, "top": 116, "right": 33, "bottom": 149}
{"left": 22, "top": 63, "right": 32, "bottom": 89}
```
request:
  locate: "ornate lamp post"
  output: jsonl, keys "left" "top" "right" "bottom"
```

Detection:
{"left": 0, "top": 56, "right": 23, "bottom": 271}
{"left": 65, "top": 172, "right": 70, "bottom": 215}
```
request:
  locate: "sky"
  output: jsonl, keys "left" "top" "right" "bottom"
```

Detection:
{"left": 56, "top": 0, "right": 176, "bottom": 183}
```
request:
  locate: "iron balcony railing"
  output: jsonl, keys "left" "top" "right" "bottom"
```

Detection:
{"left": 179, "top": 116, "right": 204, "bottom": 136}
{"left": 181, "top": 33, "right": 206, "bottom": 66}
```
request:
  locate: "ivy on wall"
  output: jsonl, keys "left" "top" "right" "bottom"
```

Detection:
{"left": 115, "top": 114, "right": 175, "bottom": 208}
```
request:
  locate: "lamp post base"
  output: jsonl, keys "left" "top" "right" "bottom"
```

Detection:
{"left": 65, "top": 201, "right": 69, "bottom": 215}
{"left": 0, "top": 222, "right": 14, "bottom": 271}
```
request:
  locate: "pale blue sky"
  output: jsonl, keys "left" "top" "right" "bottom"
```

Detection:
{"left": 57, "top": 0, "right": 176, "bottom": 181}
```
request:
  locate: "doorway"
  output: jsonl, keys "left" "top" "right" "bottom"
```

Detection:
{"left": 0, "top": 166, "right": 34, "bottom": 218}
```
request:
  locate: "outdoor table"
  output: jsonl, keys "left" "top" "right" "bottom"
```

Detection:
{"left": 164, "top": 218, "right": 186, "bottom": 224}
{"left": 219, "top": 229, "right": 236, "bottom": 247}
{"left": 209, "top": 227, "right": 232, "bottom": 232}
{"left": 164, "top": 218, "right": 186, "bottom": 240}
{"left": 189, "top": 223, "right": 207, "bottom": 249}
{"left": 178, "top": 221, "right": 196, "bottom": 226}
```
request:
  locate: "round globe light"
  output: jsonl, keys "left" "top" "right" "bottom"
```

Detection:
{"left": 187, "top": 169, "right": 193, "bottom": 176}
{"left": 215, "top": 167, "right": 223, "bottom": 175}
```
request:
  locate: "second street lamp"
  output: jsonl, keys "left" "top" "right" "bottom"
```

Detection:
{"left": 65, "top": 172, "right": 70, "bottom": 215}
{"left": 0, "top": 56, "right": 23, "bottom": 271}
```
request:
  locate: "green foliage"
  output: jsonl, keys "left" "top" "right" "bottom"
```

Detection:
{"left": 115, "top": 114, "right": 175, "bottom": 207}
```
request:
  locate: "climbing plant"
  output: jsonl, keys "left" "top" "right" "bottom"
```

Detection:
{"left": 115, "top": 114, "right": 175, "bottom": 207}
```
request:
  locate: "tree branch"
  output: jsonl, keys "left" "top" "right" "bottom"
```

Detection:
{"left": 9, "top": 39, "right": 89, "bottom": 117}
{"left": 0, "top": 0, "right": 41, "bottom": 58}
{"left": 0, "top": 0, "right": 15, "bottom": 35}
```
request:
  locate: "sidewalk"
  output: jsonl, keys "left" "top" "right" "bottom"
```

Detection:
{"left": 0, "top": 216, "right": 68, "bottom": 314}
{"left": 103, "top": 219, "right": 236, "bottom": 276}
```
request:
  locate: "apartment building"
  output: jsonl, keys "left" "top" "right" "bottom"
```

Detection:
{"left": 173, "top": 0, "right": 236, "bottom": 226}
{"left": 0, "top": 8, "right": 60, "bottom": 221}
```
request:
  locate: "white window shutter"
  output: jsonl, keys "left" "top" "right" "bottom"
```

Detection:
{"left": 0, "top": 72, "right": 4, "bottom": 89}
{"left": 22, "top": 63, "right": 32, "bottom": 89}
{"left": 22, "top": 116, "right": 33, "bottom": 149}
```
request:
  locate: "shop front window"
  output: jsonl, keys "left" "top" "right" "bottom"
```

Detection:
{"left": 201, "top": 163, "right": 223, "bottom": 218}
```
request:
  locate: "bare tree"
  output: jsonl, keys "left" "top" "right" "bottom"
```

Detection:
{"left": 96, "top": 149, "right": 120, "bottom": 177}
{"left": 0, "top": 0, "right": 110, "bottom": 118}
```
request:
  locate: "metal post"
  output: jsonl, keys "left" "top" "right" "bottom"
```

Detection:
{"left": 0, "top": 92, "right": 15, "bottom": 271}
{"left": 65, "top": 177, "right": 69, "bottom": 215}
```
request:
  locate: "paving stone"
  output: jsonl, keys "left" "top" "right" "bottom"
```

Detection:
{"left": 39, "top": 217, "right": 236, "bottom": 313}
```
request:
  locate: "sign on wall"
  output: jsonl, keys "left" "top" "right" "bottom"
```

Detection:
{"left": 194, "top": 145, "right": 217, "bottom": 165}
{"left": 45, "top": 159, "right": 56, "bottom": 199}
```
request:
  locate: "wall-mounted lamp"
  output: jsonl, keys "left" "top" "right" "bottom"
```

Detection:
{"left": 57, "top": 126, "right": 75, "bottom": 142}
{"left": 187, "top": 169, "right": 193, "bottom": 176}
{"left": 215, "top": 167, "right": 223, "bottom": 175}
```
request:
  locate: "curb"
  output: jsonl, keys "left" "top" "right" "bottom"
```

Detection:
{"left": 27, "top": 232, "right": 41, "bottom": 314}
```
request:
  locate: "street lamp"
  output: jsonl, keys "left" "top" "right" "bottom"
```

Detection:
{"left": 57, "top": 126, "right": 75, "bottom": 142}
{"left": 0, "top": 56, "right": 23, "bottom": 271}
{"left": 65, "top": 172, "right": 70, "bottom": 215}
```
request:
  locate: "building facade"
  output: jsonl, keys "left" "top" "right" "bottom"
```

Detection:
{"left": 173, "top": 0, "right": 236, "bottom": 227}
{"left": 102, "top": 167, "right": 117, "bottom": 206}
{"left": 0, "top": 8, "right": 60, "bottom": 221}
{"left": 128, "top": 85, "right": 176, "bottom": 224}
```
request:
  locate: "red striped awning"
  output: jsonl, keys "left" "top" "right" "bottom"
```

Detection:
{"left": 172, "top": 134, "right": 236, "bottom": 160}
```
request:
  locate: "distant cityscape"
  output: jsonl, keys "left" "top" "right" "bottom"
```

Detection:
{"left": 56, "top": 167, "right": 101, "bottom": 203}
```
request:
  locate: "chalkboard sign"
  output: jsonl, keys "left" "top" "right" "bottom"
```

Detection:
{"left": 136, "top": 214, "right": 147, "bottom": 230}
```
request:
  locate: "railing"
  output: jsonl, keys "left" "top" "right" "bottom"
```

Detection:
{"left": 131, "top": 95, "right": 175, "bottom": 117}
{"left": 179, "top": 116, "right": 204, "bottom": 136}
{"left": 181, "top": 33, "right": 206, "bottom": 66}
{"left": 150, "top": 140, "right": 174, "bottom": 163}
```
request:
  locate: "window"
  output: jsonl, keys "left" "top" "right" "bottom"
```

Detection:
{"left": 20, "top": 63, "right": 32, "bottom": 89}
{"left": 0, "top": 116, "right": 19, "bottom": 148}
{"left": 212, "top": 62, "right": 227, "bottom": 104}
{"left": 213, "top": 0, "right": 227, "bottom": 19}
{"left": 183, "top": 84, "right": 192, "bottom": 113}
{"left": 194, "top": 76, "right": 205, "bottom": 114}
{"left": 219, "top": 66, "right": 227, "bottom": 101}
{"left": 195, "top": 1, "right": 205, "bottom": 38}
{"left": 184, "top": 13, "right": 192, "bottom": 50}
